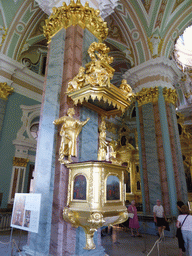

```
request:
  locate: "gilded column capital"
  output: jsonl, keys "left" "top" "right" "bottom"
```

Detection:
{"left": 0, "top": 82, "right": 14, "bottom": 100}
{"left": 43, "top": 0, "right": 108, "bottom": 43}
{"left": 13, "top": 157, "right": 29, "bottom": 167}
{"left": 136, "top": 87, "right": 159, "bottom": 107}
{"left": 163, "top": 87, "right": 177, "bottom": 105}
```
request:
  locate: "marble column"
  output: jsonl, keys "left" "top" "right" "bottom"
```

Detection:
{"left": 124, "top": 57, "right": 188, "bottom": 217}
{"left": 23, "top": 28, "right": 66, "bottom": 256}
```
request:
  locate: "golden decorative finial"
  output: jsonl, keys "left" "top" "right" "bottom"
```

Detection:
{"left": 43, "top": 0, "right": 108, "bottom": 43}
{"left": 0, "top": 82, "right": 14, "bottom": 100}
{"left": 53, "top": 108, "right": 90, "bottom": 164}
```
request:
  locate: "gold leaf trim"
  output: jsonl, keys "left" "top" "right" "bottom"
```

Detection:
{"left": 13, "top": 157, "right": 29, "bottom": 167}
{"left": 136, "top": 87, "right": 159, "bottom": 107}
{"left": 43, "top": 0, "right": 108, "bottom": 43}
{"left": 163, "top": 87, "right": 177, "bottom": 105}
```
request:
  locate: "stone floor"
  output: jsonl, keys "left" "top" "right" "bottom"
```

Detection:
{"left": 101, "top": 226, "right": 183, "bottom": 256}
{"left": 0, "top": 226, "right": 183, "bottom": 256}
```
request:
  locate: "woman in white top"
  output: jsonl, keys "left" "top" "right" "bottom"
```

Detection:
{"left": 177, "top": 205, "right": 192, "bottom": 256}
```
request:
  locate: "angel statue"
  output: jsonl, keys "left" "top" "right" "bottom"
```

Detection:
{"left": 53, "top": 108, "right": 90, "bottom": 164}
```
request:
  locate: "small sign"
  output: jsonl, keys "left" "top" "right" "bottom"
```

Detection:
{"left": 11, "top": 193, "right": 41, "bottom": 233}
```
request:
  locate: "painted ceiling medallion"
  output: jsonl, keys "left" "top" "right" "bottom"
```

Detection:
{"left": 43, "top": 0, "right": 108, "bottom": 43}
{"left": 66, "top": 42, "right": 134, "bottom": 117}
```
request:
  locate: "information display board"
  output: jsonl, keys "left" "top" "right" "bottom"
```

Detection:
{"left": 11, "top": 193, "right": 41, "bottom": 233}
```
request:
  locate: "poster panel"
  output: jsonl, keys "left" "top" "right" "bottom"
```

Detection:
{"left": 11, "top": 193, "right": 41, "bottom": 233}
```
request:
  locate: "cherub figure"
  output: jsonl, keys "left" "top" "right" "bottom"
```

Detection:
{"left": 53, "top": 108, "right": 89, "bottom": 164}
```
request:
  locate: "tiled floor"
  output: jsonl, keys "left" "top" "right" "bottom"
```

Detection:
{"left": 0, "top": 227, "right": 182, "bottom": 256}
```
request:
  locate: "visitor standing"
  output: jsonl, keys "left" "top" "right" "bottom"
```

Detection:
{"left": 153, "top": 199, "right": 167, "bottom": 237}
{"left": 177, "top": 205, "right": 192, "bottom": 256}
{"left": 176, "top": 201, "right": 185, "bottom": 255}
{"left": 128, "top": 200, "right": 141, "bottom": 237}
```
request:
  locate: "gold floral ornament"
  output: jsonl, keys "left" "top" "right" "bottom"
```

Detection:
{"left": 66, "top": 42, "right": 135, "bottom": 117}
{"left": 0, "top": 26, "right": 7, "bottom": 47}
{"left": 43, "top": 0, "right": 108, "bottom": 43}
{"left": 13, "top": 157, "right": 29, "bottom": 167}
{"left": 163, "top": 87, "right": 178, "bottom": 105}
{"left": 0, "top": 82, "right": 14, "bottom": 100}
{"left": 136, "top": 87, "right": 159, "bottom": 107}
{"left": 53, "top": 108, "right": 89, "bottom": 164}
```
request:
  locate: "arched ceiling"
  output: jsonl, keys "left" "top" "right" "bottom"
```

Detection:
{"left": 1, "top": 0, "right": 192, "bottom": 77}
{"left": 0, "top": 0, "right": 192, "bottom": 123}
{"left": 105, "top": 0, "right": 192, "bottom": 66}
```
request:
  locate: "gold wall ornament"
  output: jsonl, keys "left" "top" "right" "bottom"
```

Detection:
{"left": 98, "top": 116, "right": 107, "bottom": 161}
{"left": 136, "top": 87, "right": 159, "bottom": 107}
{"left": 43, "top": 0, "right": 108, "bottom": 43}
{"left": 0, "top": 26, "right": 7, "bottom": 47}
{"left": 63, "top": 161, "right": 128, "bottom": 250}
{"left": 13, "top": 157, "right": 29, "bottom": 167}
{"left": 163, "top": 87, "right": 178, "bottom": 105}
{"left": 67, "top": 42, "right": 135, "bottom": 117}
{"left": 53, "top": 108, "right": 89, "bottom": 164}
{"left": 0, "top": 83, "right": 14, "bottom": 100}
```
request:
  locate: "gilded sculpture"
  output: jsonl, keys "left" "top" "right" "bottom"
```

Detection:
{"left": 66, "top": 42, "right": 135, "bottom": 116}
{"left": 97, "top": 116, "right": 108, "bottom": 161}
{"left": 53, "top": 108, "right": 89, "bottom": 164}
{"left": 67, "top": 67, "right": 86, "bottom": 93}
{"left": 119, "top": 79, "right": 133, "bottom": 99}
